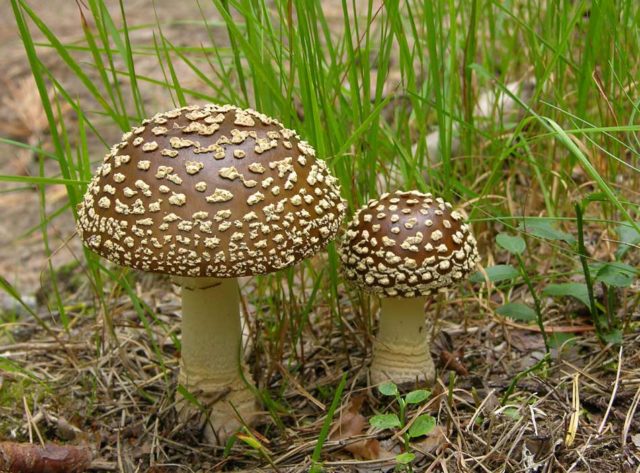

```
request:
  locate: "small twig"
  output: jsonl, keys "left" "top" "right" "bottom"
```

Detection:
{"left": 0, "top": 341, "right": 88, "bottom": 352}
{"left": 465, "top": 389, "right": 496, "bottom": 432}
{"left": 621, "top": 384, "right": 640, "bottom": 447}
{"left": 277, "top": 363, "right": 326, "bottom": 411}
{"left": 87, "top": 460, "right": 117, "bottom": 471}
{"left": 564, "top": 373, "right": 580, "bottom": 447}
{"left": 529, "top": 404, "right": 539, "bottom": 436}
{"left": 22, "top": 396, "right": 44, "bottom": 447}
{"left": 598, "top": 345, "right": 623, "bottom": 434}
{"left": 497, "top": 317, "right": 595, "bottom": 333}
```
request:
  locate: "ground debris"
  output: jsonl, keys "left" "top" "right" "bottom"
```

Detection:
{"left": 0, "top": 442, "right": 92, "bottom": 473}
{"left": 329, "top": 395, "right": 392, "bottom": 461}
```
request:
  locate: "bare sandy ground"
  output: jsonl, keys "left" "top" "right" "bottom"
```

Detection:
{"left": 0, "top": 0, "right": 373, "bottom": 312}
{"left": 0, "top": 1, "right": 234, "bottom": 307}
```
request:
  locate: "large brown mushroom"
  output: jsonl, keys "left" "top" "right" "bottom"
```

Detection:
{"left": 77, "top": 104, "right": 345, "bottom": 443}
{"left": 339, "top": 190, "right": 479, "bottom": 386}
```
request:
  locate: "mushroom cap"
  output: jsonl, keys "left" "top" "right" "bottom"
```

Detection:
{"left": 78, "top": 104, "right": 346, "bottom": 278}
{"left": 339, "top": 190, "right": 479, "bottom": 298}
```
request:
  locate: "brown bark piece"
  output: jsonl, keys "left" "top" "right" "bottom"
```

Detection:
{"left": 0, "top": 442, "right": 92, "bottom": 473}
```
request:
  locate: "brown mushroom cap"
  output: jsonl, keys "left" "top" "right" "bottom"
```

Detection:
{"left": 78, "top": 104, "right": 346, "bottom": 278}
{"left": 339, "top": 190, "right": 479, "bottom": 298}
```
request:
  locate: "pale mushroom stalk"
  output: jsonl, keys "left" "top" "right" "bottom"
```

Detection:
{"left": 370, "top": 296, "right": 434, "bottom": 385}
{"left": 174, "top": 276, "right": 257, "bottom": 442}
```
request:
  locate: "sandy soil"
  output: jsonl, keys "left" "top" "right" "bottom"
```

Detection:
{"left": 0, "top": 0, "right": 227, "bottom": 308}
{"left": 0, "top": 0, "right": 363, "bottom": 310}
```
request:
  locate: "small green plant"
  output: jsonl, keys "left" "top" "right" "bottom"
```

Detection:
{"left": 484, "top": 206, "right": 638, "bottom": 349}
{"left": 508, "top": 202, "right": 639, "bottom": 345}
{"left": 470, "top": 231, "right": 549, "bottom": 352}
{"left": 569, "top": 199, "right": 638, "bottom": 344}
{"left": 495, "top": 232, "right": 549, "bottom": 352}
{"left": 370, "top": 381, "right": 436, "bottom": 471}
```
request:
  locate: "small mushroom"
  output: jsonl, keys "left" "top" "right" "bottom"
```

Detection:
{"left": 77, "top": 104, "right": 346, "bottom": 444}
{"left": 339, "top": 190, "right": 479, "bottom": 386}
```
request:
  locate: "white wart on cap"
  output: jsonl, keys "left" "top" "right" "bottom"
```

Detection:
{"left": 340, "top": 190, "right": 479, "bottom": 298}
{"left": 77, "top": 104, "right": 346, "bottom": 277}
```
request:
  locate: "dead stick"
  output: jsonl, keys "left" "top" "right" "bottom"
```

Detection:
{"left": 0, "top": 442, "right": 91, "bottom": 473}
{"left": 497, "top": 317, "right": 595, "bottom": 333}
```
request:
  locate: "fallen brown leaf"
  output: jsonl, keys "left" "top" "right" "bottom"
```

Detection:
{"left": 330, "top": 395, "right": 392, "bottom": 460}
{"left": 412, "top": 425, "right": 447, "bottom": 455}
{"left": 440, "top": 348, "right": 469, "bottom": 376}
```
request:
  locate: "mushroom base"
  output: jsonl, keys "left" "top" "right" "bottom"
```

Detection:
{"left": 370, "top": 296, "right": 435, "bottom": 387}
{"left": 174, "top": 276, "right": 260, "bottom": 445}
{"left": 177, "top": 367, "right": 259, "bottom": 444}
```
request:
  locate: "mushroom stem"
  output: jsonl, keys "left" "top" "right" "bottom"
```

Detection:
{"left": 174, "top": 276, "right": 259, "bottom": 444}
{"left": 370, "top": 296, "right": 435, "bottom": 386}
